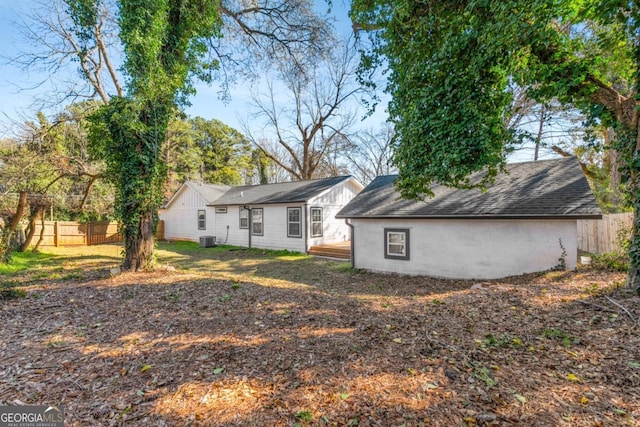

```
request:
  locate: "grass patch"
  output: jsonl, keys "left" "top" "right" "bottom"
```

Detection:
{"left": 0, "top": 251, "right": 58, "bottom": 276}
{"left": 331, "top": 262, "right": 359, "bottom": 273}
{"left": 0, "top": 287, "right": 26, "bottom": 300}
{"left": 159, "top": 241, "right": 243, "bottom": 254}
{"left": 245, "top": 247, "right": 308, "bottom": 258}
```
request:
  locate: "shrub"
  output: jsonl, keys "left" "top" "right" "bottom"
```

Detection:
{"left": 591, "top": 251, "right": 629, "bottom": 272}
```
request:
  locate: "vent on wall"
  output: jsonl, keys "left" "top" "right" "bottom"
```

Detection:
{"left": 199, "top": 236, "right": 216, "bottom": 248}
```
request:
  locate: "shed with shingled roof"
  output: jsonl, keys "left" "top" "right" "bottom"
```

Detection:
{"left": 336, "top": 157, "right": 601, "bottom": 279}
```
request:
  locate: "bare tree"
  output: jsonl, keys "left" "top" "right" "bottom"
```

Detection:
{"left": 344, "top": 123, "right": 396, "bottom": 185}
{"left": 7, "top": 0, "right": 334, "bottom": 108}
{"left": 245, "top": 42, "right": 364, "bottom": 181}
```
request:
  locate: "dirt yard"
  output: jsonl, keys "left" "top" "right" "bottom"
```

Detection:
{"left": 0, "top": 243, "right": 639, "bottom": 426}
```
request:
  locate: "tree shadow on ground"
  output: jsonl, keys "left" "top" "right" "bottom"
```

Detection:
{"left": 0, "top": 256, "right": 638, "bottom": 426}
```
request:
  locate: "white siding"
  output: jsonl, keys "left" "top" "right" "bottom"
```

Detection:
{"left": 213, "top": 205, "right": 250, "bottom": 247}
{"left": 213, "top": 204, "right": 307, "bottom": 252}
{"left": 351, "top": 218, "right": 578, "bottom": 279}
{"left": 159, "top": 185, "right": 215, "bottom": 242}
{"left": 308, "top": 179, "right": 362, "bottom": 246}
{"left": 249, "top": 204, "right": 307, "bottom": 252}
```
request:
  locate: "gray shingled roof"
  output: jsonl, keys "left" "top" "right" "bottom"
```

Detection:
{"left": 190, "top": 182, "right": 231, "bottom": 204}
{"left": 336, "top": 157, "right": 601, "bottom": 219}
{"left": 210, "top": 176, "right": 352, "bottom": 206}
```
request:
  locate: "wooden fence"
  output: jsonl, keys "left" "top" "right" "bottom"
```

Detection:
{"left": 31, "top": 221, "right": 123, "bottom": 246}
{"left": 577, "top": 212, "right": 633, "bottom": 254}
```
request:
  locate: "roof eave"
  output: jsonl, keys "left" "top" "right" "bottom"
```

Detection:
{"left": 336, "top": 213, "right": 603, "bottom": 220}
{"left": 208, "top": 199, "right": 310, "bottom": 207}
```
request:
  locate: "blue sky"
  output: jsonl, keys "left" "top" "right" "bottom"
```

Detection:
{"left": 0, "top": 0, "right": 388, "bottom": 139}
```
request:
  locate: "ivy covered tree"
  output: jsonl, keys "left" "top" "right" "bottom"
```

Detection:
{"left": 351, "top": 0, "right": 640, "bottom": 294}
{"left": 49, "top": 0, "right": 332, "bottom": 271}
{"left": 84, "top": 0, "right": 223, "bottom": 271}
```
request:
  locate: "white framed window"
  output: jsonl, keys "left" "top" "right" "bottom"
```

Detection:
{"left": 384, "top": 228, "right": 409, "bottom": 260}
{"left": 310, "top": 207, "right": 323, "bottom": 237}
{"left": 287, "top": 207, "right": 302, "bottom": 238}
{"left": 239, "top": 208, "right": 249, "bottom": 229}
{"left": 215, "top": 207, "right": 228, "bottom": 214}
{"left": 251, "top": 208, "right": 263, "bottom": 236}
{"left": 197, "top": 210, "right": 206, "bottom": 230}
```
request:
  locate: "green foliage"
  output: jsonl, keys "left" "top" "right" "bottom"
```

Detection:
{"left": 465, "top": 361, "right": 496, "bottom": 388}
{"left": 294, "top": 410, "right": 313, "bottom": 422}
{"left": 83, "top": 0, "right": 223, "bottom": 269}
{"left": 350, "top": 1, "right": 555, "bottom": 198}
{"left": 591, "top": 251, "right": 629, "bottom": 272}
{"left": 591, "top": 223, "right": 631, "bottom": 271}
{"left": 479, "top": 333, "right": 522, "bottom": 349}
{"left": 352, "top": 0, "right": 640, "bottom": 292}
{"left": 191, "top": 117, "right": 253, "bottom": 185}
{"left": 89, "top": 97, "right": 168, "bottom": 269}
{"left": 542, "top": 328, "right": 581, "bottom": 348}
{"left": 556, "top": 238, "right": 568, "bottom": 271}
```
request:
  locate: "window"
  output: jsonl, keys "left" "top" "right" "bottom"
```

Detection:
{"left": 239, "top": 208, "right": 249, "bottom": 229}
{"left": 310, "top": 207, "right": 323, "bottom": 237}
{"left": 197, "top": 210, "right": 206, "bottom": 230}
{"left": 251, "top": 208, "right": 263, "bottom": 236}
{"left": 287, "top": 207, "right": 302, "bottom": 238}
{"left": 384, "top": 228, "right": 409, "bottom": 260}
{"left": 215, "top": 207, "right": 228, "bottom": 214}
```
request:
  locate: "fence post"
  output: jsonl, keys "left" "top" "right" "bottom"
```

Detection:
{"left": 54, "top": 221, "right": 59, "bottom": 247}
{"left": 86, "top": 221, "right": 91, "bottom": 246}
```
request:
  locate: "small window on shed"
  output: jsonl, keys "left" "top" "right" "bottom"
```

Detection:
{"left": 215, "top": 207, "right": 228, "bottom": 214}
{"left": 384, "top": 228, "right": 409, "bottom": 260}
{"left": 197, "top": 210, "right": 206, "bottom": 230}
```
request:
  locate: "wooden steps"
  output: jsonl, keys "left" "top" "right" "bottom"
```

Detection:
{"left": 308, "top": 242, "right": 351, "bottom": 260}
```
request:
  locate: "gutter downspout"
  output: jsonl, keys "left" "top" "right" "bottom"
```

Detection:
{"left": 345, "top": 218, "right": 354, "bottom": 269}
{"left": 245, "top": 205, "right": 251, "bottom": 249}
{"left": 304, "top": 203, "right": 309, "bottom": 253}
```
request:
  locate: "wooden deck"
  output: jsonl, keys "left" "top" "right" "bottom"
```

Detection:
{"left": 308, "top": 241, "right": 351, "bottom": 260}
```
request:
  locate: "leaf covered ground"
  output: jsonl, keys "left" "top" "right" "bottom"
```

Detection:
{"left": 0, "top": 243, "right": 639, "bottom": 426}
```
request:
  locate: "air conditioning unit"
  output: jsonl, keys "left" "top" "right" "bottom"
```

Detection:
{"left": 199, "top": 236, "right": 216, "bottom": 248}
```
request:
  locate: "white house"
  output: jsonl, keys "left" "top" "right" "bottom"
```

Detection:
{"left": 159, "top": 181, "right": 230, "bottom": 242}
{"left": 160, "top": 176, "right": 363, "bottom": 253}
{"left": 209, "top": 176, "right": 363, "bottom": 252}
{"left": 336, "top": 157, "right": 602, "bottom": 280}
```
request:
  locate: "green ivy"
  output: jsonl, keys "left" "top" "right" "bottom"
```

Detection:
{"left": 83, "top": 0, "right": 222, "bottom": 270}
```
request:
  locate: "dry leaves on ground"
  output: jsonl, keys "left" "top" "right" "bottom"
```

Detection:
{"left": 0, "top": 248, "right": 638, "bottom": 426}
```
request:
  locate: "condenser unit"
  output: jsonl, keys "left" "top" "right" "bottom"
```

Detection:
{"left": 199, "top": 236, "right": 216, "bottom": 248}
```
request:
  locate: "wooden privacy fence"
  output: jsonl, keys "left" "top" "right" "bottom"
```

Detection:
{"left": 32, "top": 221, "right": 123, "bottom": 246}
{"left": 577, "top": 212, "right": 633, "bottom": 254}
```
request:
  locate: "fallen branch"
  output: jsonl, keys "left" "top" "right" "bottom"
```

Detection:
{"left": 605, "top": 295, "right": 638, "bottom": 325}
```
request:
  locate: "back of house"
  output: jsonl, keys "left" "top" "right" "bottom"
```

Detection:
{"left": 160, "top": 176, "right": 363, "bottom": 253}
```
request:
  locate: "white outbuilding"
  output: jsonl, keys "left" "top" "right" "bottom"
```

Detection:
{"left": 336, "top": 157, "right": 601, "bottom": 279}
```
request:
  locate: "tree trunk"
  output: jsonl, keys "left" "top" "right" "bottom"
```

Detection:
{"left": 1, "top": 191, "right": 28, "bottom": 262}
{"left": 33, "top": 210, "right": 47, "bottom": 252}
{"left": 20, "top": 202, "right": 46, "bottom": 252}
{"left": 122, "top": 208, "right": 156, "bottom": 271}
{"left": 534, "top": 105, "right": 546, "bottom": 161}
